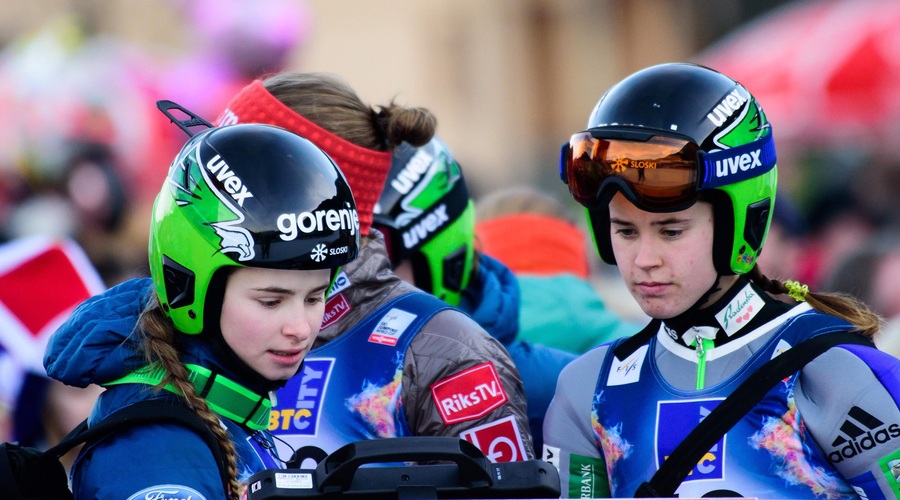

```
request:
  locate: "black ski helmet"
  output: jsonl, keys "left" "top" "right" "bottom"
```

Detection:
{"left": 373, "top": 138, "right": 475, "bottom": 305}
{"left": 149, "top": 123, "right": 360, "bottom": 334}
{"left": 560, "top": 63, "right": 777, "bottom": 275}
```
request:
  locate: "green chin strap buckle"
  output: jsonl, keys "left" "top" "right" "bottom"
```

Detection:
{"left": 105, "top": 363, "right": 271, "bottom": 431}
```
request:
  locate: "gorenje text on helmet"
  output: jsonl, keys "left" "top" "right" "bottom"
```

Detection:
{"left": 391, "top": 148, "right": 434, "bottom": 195}
{"left": 206, "top": 154, "right": 255, "bottom": 207}
{"left": 706, "top": 89, "right": 748, "bottom": 128}
{"left": 277, "top": 204, "right": 359, "bottom": 241}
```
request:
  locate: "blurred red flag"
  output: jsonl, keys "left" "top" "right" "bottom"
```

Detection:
{"left": 694, "top": 0, "right": 900, "bottom": 152}
{"left": 0, "top": 236, "right": 105, "bottom": 374}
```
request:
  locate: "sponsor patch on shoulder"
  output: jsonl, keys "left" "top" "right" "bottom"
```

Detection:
{"left": 431, "top": 362, "right": 509, "bottom": 424}
{"left": 830, "top": 406, "right": 900, "bottom": 466}
{"left": 327, "top": 271, "right": 351, "bottom": 297}
{"left": 368, "top": 308, "right": 417, "bottom": 346}
{"left": 127, "top": 485, "right": 206, "bottom": 500}
{"left": 321, "top": 293, "right": 351, "bottom": 329}
{"left": 460, "top": 415, "right": 526, "bottom": 463}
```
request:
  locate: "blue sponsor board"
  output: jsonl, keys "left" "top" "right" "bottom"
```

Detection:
{"left": 657, "top": 399, "right": 725, "bottom": 482}
{"left": 270, "top": 358, "right": 334, "bottom": 436}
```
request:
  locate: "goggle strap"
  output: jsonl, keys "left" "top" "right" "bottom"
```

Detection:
{"left": 559, "top": 142, "right": 569, "bottom": 184}
{"left": 699, "top": 134, "right": 777, "bottom": 190}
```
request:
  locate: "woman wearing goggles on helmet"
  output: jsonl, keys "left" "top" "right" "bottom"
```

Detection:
{"left": 544, "top": 63, "right": 900, "bottom": 499}
{"left": 44, "top": 122, "right": 360, "bottom": 500}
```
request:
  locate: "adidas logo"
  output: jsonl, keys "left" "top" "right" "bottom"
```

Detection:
{"left": 828, "top": 406, "right": 900, "bottom": 463}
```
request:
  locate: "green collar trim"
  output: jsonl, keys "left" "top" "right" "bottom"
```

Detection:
{"left": 104, "top": 363, "right": 271, "bottom": 430}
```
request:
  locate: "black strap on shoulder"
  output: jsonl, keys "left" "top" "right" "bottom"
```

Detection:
{"left": 47, "top": 398, "right": 230, "bottom": 494}
{"left": 635, "top": 331, "right": 875, "bottom": 498}
{"left": 613, "top": 320, "right": 660, "bottom": 361}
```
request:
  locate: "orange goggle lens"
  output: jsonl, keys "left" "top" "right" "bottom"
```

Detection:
{"left": 562, "top": 133, "right": 701, "bottom": 211}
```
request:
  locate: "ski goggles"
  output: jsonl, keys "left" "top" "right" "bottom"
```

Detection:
{"left": 560, "top": 130, "right": 776, "bottom": 211}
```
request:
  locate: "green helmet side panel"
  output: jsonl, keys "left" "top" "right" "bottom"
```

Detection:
{"left": 416, "top": 200, "right": 476, "bottom": 306}
{"left": 149, "top": 142, "right": 247, "bottom": 334}
{"left": 402, "top": 160, "right": 458, "bottom": 214}
{"left": 709, "top": 94, "right": 777, "bottom": 274}
{"left": 717, "top": 169, "right": 777, "bottom": 274}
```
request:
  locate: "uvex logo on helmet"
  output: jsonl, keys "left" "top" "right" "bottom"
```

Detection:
{"left": 277, "top": 204, "right": 359, "bottom": 241}
{"left": 699, "top": 133, "right": 776, "bottom": 190}
{"left": 402, "top": 204, "right": 449, "bottom": 249}
{"left": 706, "top": 89, "right": 748, "bottom": 128}
{"left": 391, "top": 148, "right": 434, "bottom": 195}
{"left": 206, "top": 154, "right": 255, "bottom": 207}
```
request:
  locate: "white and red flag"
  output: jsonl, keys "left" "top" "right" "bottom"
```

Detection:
{"left": 0, "top": 236, "right": 104, "bottom": 405}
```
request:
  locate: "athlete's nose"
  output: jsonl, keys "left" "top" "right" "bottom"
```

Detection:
{"left": 634, "top": 236, "right": 662, "bottom": 269}
{"left": 283, "top": 308, "right": 313, "bottom": 343}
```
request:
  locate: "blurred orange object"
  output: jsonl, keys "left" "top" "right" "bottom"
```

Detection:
{"left": 476, "top": 213, "right": 590, "bottom": 279}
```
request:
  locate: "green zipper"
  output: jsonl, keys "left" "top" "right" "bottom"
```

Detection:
{"left": 693, "top": 337, "right": 715, "bottom": 390}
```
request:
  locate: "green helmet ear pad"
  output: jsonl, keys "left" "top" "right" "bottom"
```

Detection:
{"left": 149, "top": 124, "right": 360, "bottom": 334}
{"left": 710, "top": 170, "right": 776, "bottom": 275}
{"left": 408, "top": 201, "right": 476, "bottom": 306}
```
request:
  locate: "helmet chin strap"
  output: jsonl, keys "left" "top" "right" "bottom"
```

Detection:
{"left": 667, "top": 274, "right": 724, "bottom": 325}
{"left": 612, "top": 274, "right": 724, "bottom": 361}
{"left": 208, "top": 325, "right": 284, "bottom": 392}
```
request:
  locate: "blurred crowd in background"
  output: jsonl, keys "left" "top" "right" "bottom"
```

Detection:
{"left": 0, "top": 0, "right": 313, "bottom": 285}
{"left": 1, "top": 0, "right": 900, "bottom": 465}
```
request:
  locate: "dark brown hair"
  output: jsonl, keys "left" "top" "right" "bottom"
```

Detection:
{"left": 748, "top": 265, "right": 883, "bottom": 339}
{"left": 263, "top": 72, "right": 436, "bottom": 150}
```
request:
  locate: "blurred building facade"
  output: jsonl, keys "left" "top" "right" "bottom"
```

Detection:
{"left": 0, "top": 0, "right": 792, "bottom": 200}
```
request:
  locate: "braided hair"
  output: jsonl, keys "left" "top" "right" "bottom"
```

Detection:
{"left": 139, "top": 298, "right": 242, "bottom": 500}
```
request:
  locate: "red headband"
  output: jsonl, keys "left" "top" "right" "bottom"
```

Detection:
{"left": 218, "top": 80, "right": 392, "bottom": 236}
{"left": 475, "top": 214, "right": 590, "bottom": 279}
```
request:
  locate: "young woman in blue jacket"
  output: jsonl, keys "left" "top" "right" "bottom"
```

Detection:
{"left": 44, "top": 122, "right": 360, "bottom": 500}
